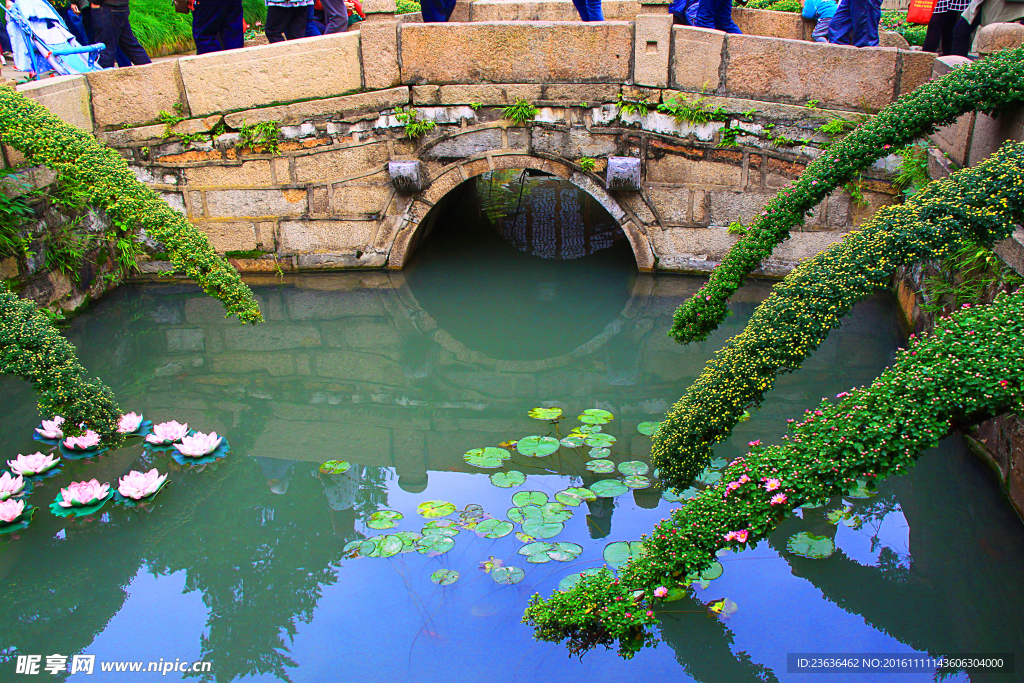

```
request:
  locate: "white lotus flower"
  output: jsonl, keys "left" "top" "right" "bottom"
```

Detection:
{"left": 117, "top": 469, "right": 168, "bottom": 500}
{"left": 0, "top": 499, "right": 25, "bottom": 524}
{"left": 7, "top": 452, "right": 59, "bottom": 477}
{"left": 63, "top": 431, "right": 101, "bottom": 451}
{"left": 118, "top": 412, "right": 144, "bottom": 434}
{"left": 58, "top": 479, "right": 110, "bottom": 508}
{"left": 35, "top": 416, "right": 65, "bottom": 440}
{"left": 174, "top": 431, "right": 222, "bottom": 457}
{"left": 146, "top": 421, "right": 189, "bottom": 445}
{"left": 0, "top": 472, "right": 25, "bottom": 501}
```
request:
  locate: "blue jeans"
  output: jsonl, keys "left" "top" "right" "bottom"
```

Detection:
{"left": 58, "top": 6, "right": 90, "bottom": 46}
{"left": 827, "top": 0, "right": 881, "bottom": 47}
{"left": 695, "top": 0, "right": 741, "bottom": 33}
{"left": 421, "top": 0, "right": 456, "bottom": 22}
{"left": 192, "top": 1, "right": 243, "bottom": 54}
{"left": 572, "top": 0, "right": 604, "bottom": 21}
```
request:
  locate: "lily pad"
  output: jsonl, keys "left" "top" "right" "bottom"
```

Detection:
{"left": 422, "top": 519, "right": 460, "bottom": 537}
{"left": 588, "top": 447, "right": 610, "bottom": 459}
{"left": 845, "top": 478, "right": 877, "bottom": 499}
{"left": 528, "top": 407, "right": 563, "bottom": 421}
{"left": 319, "top": 460, "right": 352, "bottom": 475}
{"left": 555, "top": 487, "right": 596, "bottom": 507}
{"left": 696, "top": 469, "right": 721, "bottom": 485}
{"left": 522, "top": 519, "right": 564, "bottom": 539}
{"left": 560, "top": 435, "right": 586, "bottom": 448}
{"left": 58, "top": 444, "right": 109, "bottom": 461}
{"left": 464, "top": 447, "right": 512, "bottom": 469}
{"left": 512, "top": 490, "right": 548, "bottom": 507}
{"left": 547, "top": 542, "right": 583, "bottom": 562}
{"left": 579, "top": 424, "right": 603, "bottom": 434}
{"left": 584, "top": 433, "right": 616, "bottom": 448}
{"left": 787, "top": 532, "right": 835, "bottom": 559}
{"left": 492, "top": 566, "right": 526, "bottom": 585}
{"left": 538, "top": 502, "right": 572, "bottom": 523}
{"left": 459, "top": 504, "right": 485, "bottom": 520}
{"left": 623, "top": 475, "right": 651, "bottom": 489}
{"left": 417, "top": 500, "right": 457, "bottom": 518}
{"left": 394, "top": 531, "right": 422, "bottom": 552}
{"left": 697, "top": 560, "right": 723, "bottom": 581}
{"left": 112, "top": 480, "right": 170, "bottom": 508}
{"left": 637, "top": 421, "right": 661, "bottom": 436}
{"left": 490, "top": 471, "right": 526, "bottom": 488}
{"left": 585, "top": 459, "right": 615, "bottom": 474}
{"left": 430, "top": 569, "right": 460, "bottom": 585}
{"left": 367, "top": 510, "right": 404, "bottom": 530}
{"left": 661, "top": 487, "right": 698, "bottom": 503}
{"left": 516, "top": 436, "right": 560, "bottom": 457}
{"left": 579, "top": 408, "right": 614, "bottom": 425}
{"left": 519, "top": 541, "right": 554, "bottom": 556}
{"left": 515, "top": 532, "right": 534, "bottom": 543}
{"left": 475, "top": 518, "right": 513, "bottom": 539}
{"left": 49, "top": 491, "right": 114, "bottom": 518}
{"left": 416, "top": 534, "right": 455, "bottom": 555}
{"left": 590, "top": 479, "right": 628, "bottom": 498}
{"left": 370, "top": 535, "right": 404, "bottom": 558}
{"left": 343, "top": 539, "right": 376, "bottom": 557}
{"left": 171, "top": 438, "right": 230, "bottom": 466}
{"left": 507, "top": 506, "right": 528, "bottom": 524}
{"left": 617, "top": 461, "right": 650, "bottom": 476}
{"left": 603, "top": 540, "right": 646, "bottom": 568}
{"left": 798, "top": 498, "right": 829, "bottom": 509}
{"left": 558, "top": 567, "right": 603, "bottom": 591}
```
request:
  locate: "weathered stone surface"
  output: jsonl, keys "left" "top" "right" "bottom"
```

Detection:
{"left": 278, "top": 219, "right": 378, "bottom": 252}
{"left": 0, "top": 256, "right": 18, "bottom": 279}
{"left": 426, "top": 129, "right": 503, "bottom": 158}
{"left": 211, "top": 352, "right": 296, "bottom": 377}
{"left": 224, "top": 87, "right": 409, "bottom": 128}
{"left": 205, "top": 189, "right": 308, "bottom": 217}
{"left": 184, "top": 160, "right": 274, "bottom": 187}
{"left": 967, "top": 107, "right": 1024, "bottom": 167}
{"left": 470, "top": 0, "right": 641, "bottom": 21}
{"left": 898, "top": 49, "right": 936, "bottom": 96}
{"left": 387, "top": 160, "right": 427, "bottom": 191}
{"left": 646, "top": 186, "right": 697, "bottom": 224}
{"left": 930, "top": 112, "right": 974, "bottom": 167}
{"left": 634, "top": 14, "right": 672, "bottom": 88}
{"left": 670, "top": 26, "right": 724, "bottom": 92}
{"left": 165, "top": 328, "right": 206, "bottom": 354}
{"left": 87, "top": 61, "right": 184, "bottom": 128}
{"left": 437, "top": 84, "right": 543, "bottom": 106}
{"left": 100, "top": 115, "right": 222, "bottom": 146}
{"left": 332, "top": 181, "right": 393, "bottom": 214}
{"left": 879, "top": 30, "right": 910, "bottom": 48}
{"left": 994, "top": 228, "right": 1024, "bottom": 277}
{"left": 541, "top": 83, "right": 621, "bottom": 103}
{"left": 361, "top": 21, "right": 401, "bottom": 89}
{"left": 708, "top": 190, "right": 774, "bottom": 226}
{"left": 293, "top": 143, "right": 390, "bottom": 183}
{"left": 16, "top": 75, "right": 92, "bottom": 131}
{"left": 606, "top": 156, "right": 641, "bottom": 190}
{"left": 975, "top": 22, "right": 1024, "bottom": 55}
{"left": 223, "top": 324, "right": 323, "bottom": 351}
{"left": 532, "top": 128, "right": 618, "bottom": 157}
{"left": 362, "top": 0, "right": 396, "bottom": 14}
{"left": 724, "top": 35, "right": 898, "bottom": 110}
{"left": 732, "top": 7, "right": 806, "bottom": 40}
{"left": 180, "top": 33, "right": 362, "bottom": 117}
{"left": 199, "top": 221, "right": 259, "bottom": 252}
{"left": 647, "top": 154, "right": 742, "bottom": 186}
{"left": 400, "top": 22, "right": 633, "bottom": 84}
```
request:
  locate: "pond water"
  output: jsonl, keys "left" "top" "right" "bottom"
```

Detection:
{"left": 1, "top": 178, "right": 1023, "bottom": 683}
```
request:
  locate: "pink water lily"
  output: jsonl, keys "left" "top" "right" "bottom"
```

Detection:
{"left": 117, "top": 469, "right": 168, "bottom": 500}
{"left": 118, "top": 412, "right": 144, "bottom": 434}
{"left": 0, "top": 499, "right": 25, "bottom": 524}
{"left": 35, "top": 416, "right": 64, "bottom": 440}
{"left": 146, "top": 421, "right": 189, "bottom": 445}
{"left": 0, "top": 472, "right": 25, "bottom": 500}
{"left": 174, "top": 431, "right": 222, "bottom": 457}
{"left": 58, "top": 479, "right": 110, "bottom": 508}
{"left": 7, "top": 452, "right": 59, "bottom": 477}
{"left": 63, "top": 431, "right": 101, "bottom": 451}
{"left": 654, "top": 586, "right": 668, "bottom": 598}
{"left": 770, "top": 493, "right": 788, "bottom": 506}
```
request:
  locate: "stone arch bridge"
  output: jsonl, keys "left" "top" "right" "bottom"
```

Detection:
{"left": 10, "top": 3, "right": 940, "bottom": 274}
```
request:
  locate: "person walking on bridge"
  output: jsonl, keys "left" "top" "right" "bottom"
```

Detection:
{"left": 420, "top": 0, "right": 455, "bottom": 21}
{"left": 694, "top": 0, "right": 742, "bottom": 33}
{"left": 572, "top": 0, "right": 603, "bottom": 21}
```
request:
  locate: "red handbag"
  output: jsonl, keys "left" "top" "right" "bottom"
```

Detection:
{"left": 906, "top": 0, "right": 938, "bottom": 24}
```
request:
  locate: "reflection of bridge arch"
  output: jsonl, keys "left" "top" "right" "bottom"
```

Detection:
{"left": 386, "top": 150, "right": 656, "bottom": 271}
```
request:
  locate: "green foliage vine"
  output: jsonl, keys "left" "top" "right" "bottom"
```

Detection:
{"left": 652, "top": 141, "right": 1024, "bottom": 489}
{"left": 668, "top": 46, "right": 1024, "bottom": 345}
{"left": 525, "top": 287, "right": 1024, "bottom": 659}
{"left": 0, "top": 86, "right": 262, "bottom": 323}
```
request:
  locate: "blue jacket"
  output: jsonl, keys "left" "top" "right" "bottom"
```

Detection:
{"left": 802, "top": 0, "right": 838, "bottom": 20}
{"left": 670, "top": 0, "right": 701, "bottom": 24}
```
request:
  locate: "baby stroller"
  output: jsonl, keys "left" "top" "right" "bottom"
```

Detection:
{"left": 5, "top": 0, "right": 104, "bottom": 78}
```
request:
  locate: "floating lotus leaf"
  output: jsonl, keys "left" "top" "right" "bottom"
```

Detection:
{"left": 459, "top": 504, "right": 485, "bottom": 520}
{"left": 492, "top": 566, "right": 526, "bottom": 585}
{"left": 637, "top": 421, "right": 661, "bottom": 436}
{"left": 416, "top": 534, "right": 455, "bottom": 555}
{"left": 548, "top": 542, "right": 583, "bottom": 561}
{"left": 560, "top": 435, "right": 586, "bottom": 448}
{"left": 422, "top": 519, "right": 460, "bottom": 537}
{"left": 527, "top": 552, "right": 551, "bottom": 563}
{"left": 394, "top": 531, "right": 422, "bottom": 553}
{"left": 515, "top": 532, "right": 535, "bottom": 543}
{"left": 585, "top": 459, "right": 615, "bottom": 474}
{"left": 661, "top": 487, "right": 687, "bottom": 503}
{"left": 528, "top": 407, "right": 563, "bottom": 421}
{"left": 710, "top": 457, "right": 729, "bottom": 469}
{"left": 516, "top": 436, "right": 560, "bottom": 457}
{"left": 490, "top": 471, "right": 526, "bottom": 488}
{"left": 558, "top": 567, "right": 603, "bottom": 591}
{"left": 584, "top": 433, "right": 616, "bottom": 448}
{"left": 845, "top": 479, "right": 876, "bottom": 499}
{"left": 826, "top": 508, "right": 863, "bottom": 529}
{"left": 343, "top": 539, "right": 376, "bottom": 557}
{"left": 697, "top": 469, "right": 721, "bottom": 485}
{"left": 617, "top": 461, "right": 650, "bottom": 476}
{"left": 588, "top": 447, "right": 610, "bottom": 459}
{"left": 170, "top": 437, "right": 230, "bottom": 466}
{"left": 430, "top": 569, "right": 460, "bottom": 585}
{"left": 663, "top": 587, "right": 688, "bottom": 603}
{"left": 539, "top": 502, "right": 572, "bottom": 523}
{"left": 522, "top": 519, "right": 563, "bottom": 539}
{"left": 112, "top": 480, "right": 170, "bottom": 508}
{"left": 507, "top": 506, "right": 528, "bottom": 524}
{"left": 579, "top": 408, "right": 614, "bottom": 425}
{"left": 698, "top": 560, "right": 723, "bottom": 581}
{"left": 555, "top": 487, "right": 596, "bottom": 507}
{"left": 512, "top": 490, "right": 548, "bottom": 507}
{"left": 590, "top": 479, "right": 628, "bottom": 498}
{"left": 623, "top": 475, "right": 651, "bottom": 489}
{"left": 367, "top": 510, "right": 404, "bottom": 530}
{"left": 579, "top": 424, "right": 602, "bottom": 434}
{"left": 475, "top": 518, "right": 513, "bottom": 539}
{"left": 603, "top": 540, "right": 646, "bottom": 568}
{"left": 49, "top": 491, "right": 113, "bottom": 518}
{"left": 464, "top": 447, "right": 512, "bottom": 469}
{"left": 319, "top": 460, "right": 351, "bottom": 475}
{"left": 798, "top": 498, "right": 829, "bottom": 509}
{"left": 417, "top": 500, "right": 457, "bottom": 518}
{"left": 58, "top": 443, "right": 109, "bottom": 461}
{"left": 370, "top": 535, "right": 404, "bottom": 558}
{"left": 787, "top": 532, "right": 835, "bottom": 559}
{"left": 716, "top": 547, "right": 734, "bottom": 558}
{"left": 518, "top": 541, "right": 554, "bottom": 556}
{"left": 0, "top": 505, "right": 36, "bottom": 536}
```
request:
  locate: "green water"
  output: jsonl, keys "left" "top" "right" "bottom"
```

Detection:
{"left": 0, "top": 180, "right": 1022, "bottom": 682}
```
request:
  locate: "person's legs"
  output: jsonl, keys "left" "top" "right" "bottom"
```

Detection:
{"left": 221, "top": 2, "right": 243, "bottom": 49}
{"left": 304, "top": 5, "right": 321, "bottom": 36}
{"left": 93, "top": 4, "right": 122, "bottom": 68}
{"left": 923, "top": 9, "right": 949, "bottom": 53}
{"left": 264, "top": 5, "right": 289, "bottom": 42}
{"left": 694, "top": 0, "right": 716, "bottom": 29}
{"left": 713, "top": 0, "right": 740, "bottom": 33}
{"left": 443, "top": 0, "right": 458, "bottom": 20}
{"left": 827, "top": 0, "right": 852, "bottom": 43}
{"left": 192, "top": 2, "right": 225, "bottom": 54}
{"left": 287, "top": 6, "right": 309, "bottom": 39}
{"left": 59, "top": 7, "right": 90, "bottom": 46}
{"left": 586, "top": 0, "right": 604, "bottom": 21}
{"left": 950, "top": 13, "right": 980, "bottom": 56}
{"left": 114, "top": 6, "right": 151, "bottom": 64}
{"left": 420, "top": 0, "right": 448, "bottom": 21}
{"left": 321, "top": 0, "right": 349, "bottom": 33}
{"left": 811, "top": 15, "right": 831, "bottom": 41}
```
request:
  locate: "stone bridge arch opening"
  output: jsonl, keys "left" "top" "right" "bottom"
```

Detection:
{"left": 399, "top": 159, "right": 645, "bottom": 361}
